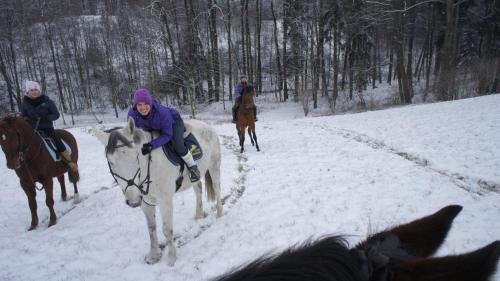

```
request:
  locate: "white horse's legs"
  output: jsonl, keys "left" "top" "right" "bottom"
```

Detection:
{"left": 159, "top": 196, "right": 176, "bottom": 266}
{"left": 193, "top": 181, "right": 205, "bottom": 219}
{"left": 211, "top": 168, "right": 223, "bottom": 217}
{"left": 141, "top": 203, "right": 161, "bottom": 264}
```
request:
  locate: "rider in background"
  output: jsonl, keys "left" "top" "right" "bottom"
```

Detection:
{"left": 20, "top": 80, "right": 78, "bottom": 172}
{"left": 232, "top": 75, "right": 258, "bottom": 123}
{"left": 127, "top": 88, "right": 200, "bottom": 182}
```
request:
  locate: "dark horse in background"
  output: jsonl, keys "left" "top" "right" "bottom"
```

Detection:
{"left": 0, "top": 116, "right": 80, "bottom": 230}
{"left": 213, "top": 205, "right": 500, "bottom": 281}
{"left": 236, "top": 85, "right": 260, "bottom": 153}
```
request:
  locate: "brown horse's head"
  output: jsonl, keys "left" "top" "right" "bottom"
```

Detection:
{"left": 0, "top": 116, "right": 32, "bottom": 170}
{"left": 241, "top": 85, "right": 255, "bottom": 111}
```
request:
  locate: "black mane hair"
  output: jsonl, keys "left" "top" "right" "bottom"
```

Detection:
{"left": 213, "top": 236, "right": 364, "bottom": 281}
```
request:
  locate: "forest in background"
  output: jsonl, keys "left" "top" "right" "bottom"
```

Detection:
{"left": 0, "top": 0, "right": 499, "bottom": 123}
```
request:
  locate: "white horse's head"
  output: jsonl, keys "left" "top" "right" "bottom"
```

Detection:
{"left": 93, "top": 118, "right": 147, "bottom": 208}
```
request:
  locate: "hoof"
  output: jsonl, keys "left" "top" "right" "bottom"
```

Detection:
{"left": 48, "top": 219, "right": 57, "bottom": 228}
{"left": 145, "top": 251, "right": 162, "bottom": 264}
{"left": 167, "top": 247, "right": 177, "bottom": 266}
{"left": 28, "top": 225, "right": 37, "bottom": 231}
{"left": 73, "top": 193, "right": 81, "bottom": 204}
{"left": 167, "top": 255, "right": 176, "bottom": 266}
{"left": 194, "top": 211, "right": 207, "bottom": 220}
{"left": 61, "top": 195, "right": 68, "bottom": 201}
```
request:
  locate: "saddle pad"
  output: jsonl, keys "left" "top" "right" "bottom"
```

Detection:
{"left": 161, "top": 133, "right": 203, "bottom": 166}
{"left": 41, "top": 137, "right": 72, "bottom": 162}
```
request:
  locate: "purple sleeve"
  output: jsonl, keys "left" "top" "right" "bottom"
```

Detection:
{"left": 149, "top": 109, "right": 174, "bottom": 149}
{"left": 234, "top": 83, "right": 242, "bottom": 100}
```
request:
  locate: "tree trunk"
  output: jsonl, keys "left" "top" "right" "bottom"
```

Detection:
{"left": 271, "top": 1, "right": 283, "bottom": 101}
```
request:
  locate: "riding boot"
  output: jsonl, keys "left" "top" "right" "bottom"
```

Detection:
{"left": 181, "top": 151, "right": 200, "bottom": 182}
{"left": 60, "top": 150, "right": 78, "bottom": 172}
{"left": 253, "top": 105, "right": 258, "bottom": 121}
{"left": 232, "top": 106, "right": 237, "bottom": 123}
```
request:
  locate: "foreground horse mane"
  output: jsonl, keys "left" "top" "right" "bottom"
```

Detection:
{"left": 212, "top": 205, "right": 500, "bottom": 281}
{"left": 215, "top": 236, "right": 364, "bottom": 281}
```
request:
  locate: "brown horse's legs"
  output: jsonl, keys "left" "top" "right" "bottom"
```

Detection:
{"left": 57, "top": 175, "right": 67, "bottom": 201}
{"left": 248, "top": 127, "right": 255, "bottom": 146}
{"left": 21, "top": 183, "right": 38, "bottom": 230}
{"left": 42, "top": 179, "right": 57, "bottom": 227}
{"left": 238, "top": 127, "right": 245, "bottom": 153}
{"left": 72, "top": 181, "right": 79, "bottom": 198}
{"left": 249, "top": 125, "right": 260, "bottom": 151}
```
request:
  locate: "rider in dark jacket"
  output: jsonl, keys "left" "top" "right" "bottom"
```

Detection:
{"left": 20, "top": 80, "right": 77, "bottom": 172}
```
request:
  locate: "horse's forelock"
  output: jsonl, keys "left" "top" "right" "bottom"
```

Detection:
{"left": 106, "top": 131, "right": 133, "bottom": 155}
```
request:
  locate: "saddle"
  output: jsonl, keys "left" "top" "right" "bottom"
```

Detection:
{"left": 161, "top": 133, "right": 203, "bottom": 166}
{"left": 37, "top": 131, "right": 72, "bottom": 162}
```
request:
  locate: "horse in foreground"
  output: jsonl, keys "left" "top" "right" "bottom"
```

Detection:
{"left": 0, "top": 116, "right": 80, "bottom": 230}
{"left": 213, "top": 205, "right": 499, "bottom": 281}
{"left": 236, "top": 86, "right": 260, "bottom": 153}
{"left": 93, "top": 118, "right": 223, "bottom": 266}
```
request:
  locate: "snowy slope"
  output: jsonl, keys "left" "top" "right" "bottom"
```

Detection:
{"left": 0, "top": 94, "right": 499, "bottom": 281}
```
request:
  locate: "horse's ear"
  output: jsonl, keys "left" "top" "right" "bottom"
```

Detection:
{"left": 92, "top": 125, "right": 110, "bottom": 146}
{"left": 390, "top": 241, "right": 500, "bottom": 281}
{"left": 356, "top": 205, "right": 463, "bottom": 258}
{"left": 125, "top": 117, "right": 136, "bottom": 135}
{"left": 387, "top": 205, "right": 462, "bottom": 257}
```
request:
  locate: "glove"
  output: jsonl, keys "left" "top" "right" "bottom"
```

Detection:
{"left": 141, "top": 143, "right": 153, "bottom": 155}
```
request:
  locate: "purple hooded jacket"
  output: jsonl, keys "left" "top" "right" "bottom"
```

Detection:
{"left": 234, "top": 82, "right": 253, "bottom": 102}
{"left": 127, "top": 100, "right": 181, "bottom": 149}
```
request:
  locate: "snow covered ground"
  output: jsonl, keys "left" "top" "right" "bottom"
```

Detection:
{"left": 0, "top": 94, "right": 499, "bottom": 281}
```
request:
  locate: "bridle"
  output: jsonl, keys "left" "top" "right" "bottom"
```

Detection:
{"left": 241, "top": 92, "right": 254, "bottom": 111}
{"left": 0, "top": 121, "right": 44, "bottom": 190}
{"left": 105, "top": 138, "right": 153, "bottom": 196}
{"left": 11, "top": 126, "right": 42, "bottom": 168}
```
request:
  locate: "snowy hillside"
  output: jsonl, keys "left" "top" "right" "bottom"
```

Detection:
{"left": 0, "top": 94, "right": 499, "bottom": 281}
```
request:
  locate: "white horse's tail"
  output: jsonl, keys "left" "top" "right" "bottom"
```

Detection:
{"left": 204, "top": 170, "right": 216, "bottom": 202}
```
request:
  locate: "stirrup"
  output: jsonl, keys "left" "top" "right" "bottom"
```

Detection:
{"left": 188, "top": 165, "right": 200, "bottom": 182}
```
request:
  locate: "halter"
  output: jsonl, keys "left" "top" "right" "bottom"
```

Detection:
{"left": 106, "top": 139, "right": 153, "bottom": 196}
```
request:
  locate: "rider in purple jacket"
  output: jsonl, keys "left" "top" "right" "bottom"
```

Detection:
{"left": 232, "top": 75, "right": 258, "bottom": 123}
{"left": 127, "top": 89, "right": 200, "bottom": 182}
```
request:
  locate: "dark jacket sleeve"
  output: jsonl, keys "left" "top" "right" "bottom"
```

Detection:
{"left": 44, "top": 99, "right": 60, "bottom": 121}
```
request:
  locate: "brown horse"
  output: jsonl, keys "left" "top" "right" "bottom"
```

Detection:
{"left": 0, "top": 116, "right": 80, "bottom": 230}
{"left": 213, "top": 205, "right": 500, "bottom": 281}
{"left": 236, "top": 86, "right": 260, "bottom": 153}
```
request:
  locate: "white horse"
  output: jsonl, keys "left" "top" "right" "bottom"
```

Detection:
{"left": 93, "top": 118, "right": 223, "bottom": 266}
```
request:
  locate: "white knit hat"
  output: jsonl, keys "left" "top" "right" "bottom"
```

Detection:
{"left": 25, "top": 80, "right": 41, "bottom": 94}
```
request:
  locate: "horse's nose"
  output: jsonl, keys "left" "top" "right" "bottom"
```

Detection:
{"left": 6, "top": 159, "right": 20, "bottom": 170}
{"left": 125, "top": 199, "right": 141, "bottom": 208}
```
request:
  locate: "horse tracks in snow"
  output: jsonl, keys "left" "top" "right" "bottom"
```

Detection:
{"left": 314, "top": 124, "right": 499, "bottom": 196}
